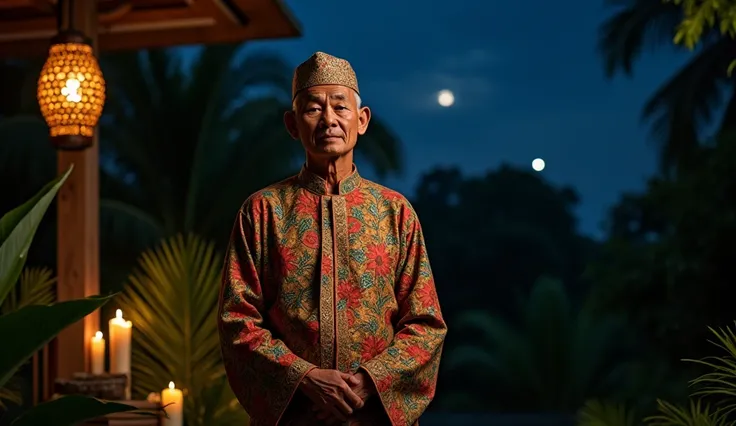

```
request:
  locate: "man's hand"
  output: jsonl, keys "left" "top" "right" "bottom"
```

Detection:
{"left": 313, "top": 371, "right": 376, "bottom": 423}
{"left": 299, "top": 368, "right": 364, "bottom": 424}
{"left": 350, "top": 371, "right": 376, "bottom": 400}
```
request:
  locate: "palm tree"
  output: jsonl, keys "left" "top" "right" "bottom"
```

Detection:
{"left": 598, "top": 0, "right": 736, "bottom": 172}
{"left": 95, "top": 44, "right": 403, "bottom": 292}
{"left": 442, "top": 277, "right": 634, "bottom": 412}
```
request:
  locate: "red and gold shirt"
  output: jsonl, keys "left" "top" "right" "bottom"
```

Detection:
{"left": 218, "top": 166, "right": 447, "bottom": 426}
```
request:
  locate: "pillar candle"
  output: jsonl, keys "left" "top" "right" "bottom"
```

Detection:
{"left": 90, "top": 331, "right": 105, "bottom": 374}
{"left": 161, "top": 381, "right": 183, "bottom": 426}
{"left": 109, "top": 309, "right": 132, "bottom": 399}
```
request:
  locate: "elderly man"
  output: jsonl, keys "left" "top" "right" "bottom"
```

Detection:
{"left": 217, "top": 52, "right": 447, "bottom": 426}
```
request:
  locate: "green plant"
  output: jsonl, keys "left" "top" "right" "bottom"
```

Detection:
{"left": 0, "top": 266, "right": 57, "bottom": 407}
{"left": 666, "top": 0, "right": 736, "bottom": 74}
{"left": 685, "top": 324, "right": 736, "bottom": 416}
{"left": 645, "top": 399, "right": 728, "bottom": 426}
{"left": 118, "top": 234, "right": 247, "bottom": 426}
{"left": 0, "top": 166, "right": 159, "bottom": 425}
{"left": 577, "top": 323, "right": 736, "bottom": 426}
{"left": 443, "top": 277, "right": 631, "bottom": 412}
{"left": 578, "top": 399, "right": 728, "bottom": 426}
{"left": 579, "top": 399, "right": 638, "bottom": 426}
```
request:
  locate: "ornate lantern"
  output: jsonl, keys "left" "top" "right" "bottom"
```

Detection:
{"left": 37, "top": 3, "right": 105, "bottom": 150}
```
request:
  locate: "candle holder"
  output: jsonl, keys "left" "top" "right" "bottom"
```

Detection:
{"left": 54, "top": 372, "right": 128, "bottom": 400}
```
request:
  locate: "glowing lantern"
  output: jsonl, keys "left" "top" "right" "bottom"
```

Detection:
{"left": 37, "top": 31, "right": 105, "bottom": 150}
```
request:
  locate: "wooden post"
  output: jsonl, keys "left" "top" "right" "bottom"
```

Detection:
{"left": 52, "top": 0, "right": 100, "bottom": 385}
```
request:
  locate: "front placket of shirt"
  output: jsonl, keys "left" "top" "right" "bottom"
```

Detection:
{"left": 318, "top": 195, "right": 351, "bottom": 372}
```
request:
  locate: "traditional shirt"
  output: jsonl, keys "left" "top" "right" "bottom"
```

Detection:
{"left": 218, "top": 166, "right": 447, "bottom": 426}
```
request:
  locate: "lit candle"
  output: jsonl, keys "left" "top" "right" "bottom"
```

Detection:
{"left": 161, "top": 381, "right": 183, "bottom": 426}
{"left": 90, "top": 331, "right": 105, "bottom": 374}
{"left": 109, "top": 309, "right": 132, "bottom": 399}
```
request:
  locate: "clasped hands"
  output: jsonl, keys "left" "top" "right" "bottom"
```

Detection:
{"left": 299, "top": 368, "right": 375, "bottom": 424}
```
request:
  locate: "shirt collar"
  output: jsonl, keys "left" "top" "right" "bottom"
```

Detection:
{"left": 298, "top": 164, "right": 362, "bottom": 195}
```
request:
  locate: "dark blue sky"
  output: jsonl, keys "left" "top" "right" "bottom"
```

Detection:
{"left": 246, "top": 0, "right": 690, "bottom": 238}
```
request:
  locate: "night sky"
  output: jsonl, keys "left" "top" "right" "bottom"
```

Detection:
{"left": 238, "top": 0, "right": 690, "bottom": 238}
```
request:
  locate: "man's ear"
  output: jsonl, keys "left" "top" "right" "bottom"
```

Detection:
{"left": 283, "top": 110, "right": 300, "bottom": 140}
{"left": 357, "top": 106, "right": 371, "bottom": 136}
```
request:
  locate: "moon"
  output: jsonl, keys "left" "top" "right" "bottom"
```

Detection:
{"left": 437, "top": 90, "right": 454, "bottom": 107}
{"left": 532, "top": 158, "right": 545, "bottom": 171}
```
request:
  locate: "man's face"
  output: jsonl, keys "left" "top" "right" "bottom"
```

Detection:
{"left": 285, "top": 84, "right": 371, "bottom": 159}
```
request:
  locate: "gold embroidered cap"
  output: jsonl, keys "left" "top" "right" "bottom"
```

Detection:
{"left": 292, "top": 51, "right": 360, "bottom": 99}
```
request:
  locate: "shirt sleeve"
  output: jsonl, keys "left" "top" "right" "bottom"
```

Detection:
{"left": 360, "top": 205, "right": 448, "bottom": 426}
{"left": 217, "top": 202, "right": 317, "bottom": 426}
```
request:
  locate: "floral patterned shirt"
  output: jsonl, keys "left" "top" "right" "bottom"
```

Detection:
{"left": 218, "top": 165, "right": 447, "bottom": 426}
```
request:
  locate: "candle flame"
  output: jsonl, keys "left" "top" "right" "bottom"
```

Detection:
{"left": 169, "top": 381, "right": 175, "bottom": 390}
{"left": 116, "top": 309, "right": 123, "bottom": 319}
{"left": 95, "top": 331, "right": 103, "bottom": 339}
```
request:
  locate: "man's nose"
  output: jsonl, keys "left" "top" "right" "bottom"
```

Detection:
{"left": 320, "top": 107, "right": 337, "bottom": 126}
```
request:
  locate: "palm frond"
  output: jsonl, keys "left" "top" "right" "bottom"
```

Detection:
{"left": 0, "top": 267, "right": 56, "bottom": 314}
{"left": 645, "top": 399, "right": 729, "bottom": 426}
{"left": 118, "top": 234, "right": 239, "bottom": 426}
{"left": 641, "top": 37, "right": 734, "bottom": 171}
{"left": 0, "top": 377, "right": 23, "bottom": 408}
{"left": 578, "top": 399, "right": 639, "bottom": 426}
{"left": 598, "top": 0, "right": 683, "bottom": 77}
{"left": 684, "top": 324, "right": 736, "bottom": 416}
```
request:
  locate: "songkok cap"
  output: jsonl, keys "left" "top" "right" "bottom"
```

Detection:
{"left": 292, "top": 51, "right": 360, "bottom": 100}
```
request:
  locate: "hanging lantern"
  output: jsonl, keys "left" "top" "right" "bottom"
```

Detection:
{"left": 37, "top": 30, "right": 105, "bottom": 150}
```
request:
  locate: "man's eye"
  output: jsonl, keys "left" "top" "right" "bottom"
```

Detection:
{"left": 306, "top": 107, "right": 320, "bottom": 113}
{"left": 335, "top": 105, "right": 347, "bottom": 110}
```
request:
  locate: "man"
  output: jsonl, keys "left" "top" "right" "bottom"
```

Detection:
{"left": 218, "top": 51, "right": 447, "bottom": 426}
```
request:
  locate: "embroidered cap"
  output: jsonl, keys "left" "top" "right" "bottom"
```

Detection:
{"left": 292, "top": 51, "right": 360, "bottom": 100}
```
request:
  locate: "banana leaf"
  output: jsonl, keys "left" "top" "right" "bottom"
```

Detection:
{"left": 0, "top": 165, "right": 72, "bottom": 306}
{"left": 0, "top": 294, "right": 115, "bottom": 389}
{"left": 10, "top": 395, "right": 157, "bottom": 426}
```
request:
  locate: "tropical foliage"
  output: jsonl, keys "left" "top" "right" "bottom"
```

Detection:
{"left": 117, "top": 234, "right": 246, "bottom": 426}
{"left": 667, "top": 0, "right": 736, "bottom": 50}
{"left": 598, "top": 0, "right": 736, "bottom": 172}
{"left": 0, "top": 167, "right": 157, "bottom": 425}
{"left": 0, "top": 267, "right": 56, "bottom": 407}
{"left": 442, "top": 278, "right": 631, "bottom": 412}
{"left": 577, "top": 323, "right": 736, "bottom": 426}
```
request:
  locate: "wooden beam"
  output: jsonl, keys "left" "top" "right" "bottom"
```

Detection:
{"left": 0, "top": 0, "right": 301, "bottom": 58}
{"left": 0, "top": 0, "right": 50, "bottom": 9}
{"left": 53, "top": 0, "right": 100, "bottom": 383}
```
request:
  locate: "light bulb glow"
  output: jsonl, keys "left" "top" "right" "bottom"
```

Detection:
{"left": 532, "top": 158, "right": 546, "bottom": 171}
{"left": 61, "top": 78, "right": 82, "bottom": 102}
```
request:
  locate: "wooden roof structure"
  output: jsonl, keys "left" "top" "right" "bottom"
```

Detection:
{"left": 0, "top": 0, "right": 301, "bottom": 57}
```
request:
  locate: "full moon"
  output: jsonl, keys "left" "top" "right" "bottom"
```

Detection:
{"left": 437, "top": 90, "right": 454, "bottom": 107}
{"left": 532, "top": 158, "right": 545, "bottom": 171}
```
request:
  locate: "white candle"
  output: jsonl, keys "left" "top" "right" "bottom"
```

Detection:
{"left": 90, "top": 331, "right": 105, "bottom": 374}
{"left": 109, "top": 309, "right": 132, "bottom": 399}
{"left": 161, "top": 381, "right": 183, "bottom": 426}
